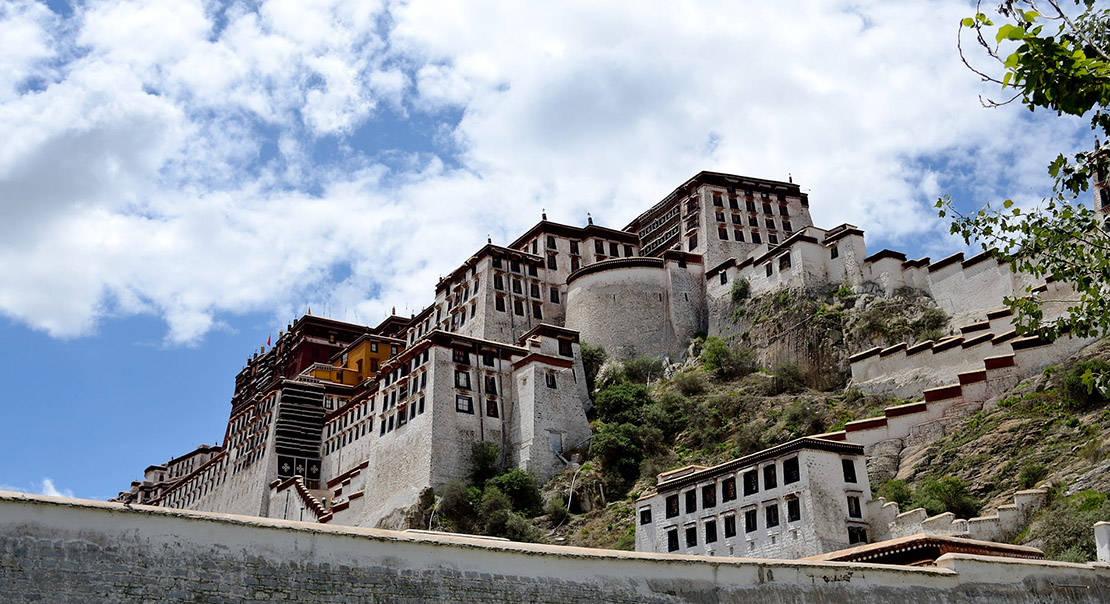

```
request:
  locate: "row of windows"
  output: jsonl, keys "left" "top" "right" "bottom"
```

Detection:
{"left": 660, "top": 457, "right": 808, "bottom": 519}
{"left": 715, "top": 226, "right": 787, "bottom": 245}
{"left": 376, "top": 396, "right": 427, "bottom": 437}
{"left": 660, "top": 498, "right": 804, "bottom": 552}
{"left": 455, "top": 395, "right": 500, "bottom": 417}
{"left": 714, "top": 209, "right": 793, "bottom": 228}
{"left": 527, "top": 235, "right": 635, "bottom": 260}
{"left": 710, "top": 193, "right": 790, "bottom": 217}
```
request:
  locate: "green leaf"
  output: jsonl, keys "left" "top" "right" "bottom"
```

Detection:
{"left": 961, "top": 17, "right": 975, "bottom": 27}
{"left": 1003, "top": 199, "right": 1014, "bottom": 208}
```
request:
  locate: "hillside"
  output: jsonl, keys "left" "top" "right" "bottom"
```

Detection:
{"left": 411, "top": 286, "right": 1110, "bottom": 562}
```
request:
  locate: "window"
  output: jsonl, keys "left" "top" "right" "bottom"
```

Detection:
{"left": 718, "top": 226, "right": 728, "bottom": 240}
{"left": 371, "top": 343, "right": 378, "bottom": 353}
{"left": 485, "top": 398, "right": 499, "bottom": 418}
{"left": 729, "top": 197, "right": 739, "bottom": 210}
{"left": 624, "top": 244, "right": 633, "bottom": 256}
{"left": 495, "top": 296, "right": 506, "bottom": 312}
{"left": 751, "top": 232, "right": 761, "bottom": 244}
{"left": 713, "top": 192, "right": 723, "bottom": 207}
{"left": 455, "top": 371, "right": 471, "bottom": 389}
{"left": 533, "top": 303, "right": 543, "bottom": 320}
{"left": 847, "top": 496, "right": 862, "bottom": 518}
{"left": 595, "top": 240, "right": 604, "bottom": 254}
{"left": 743, "top": 470, "right": 759, "bottom": 495}
{"left": 746, "top": 199, "right": 756, "bottom": 212}
{"left": 492, "top": 256, "right": 503, "bottom": 269}
{"left": 410, "top": 402, "right": 417, "bottom": 420}
{"left": 530, "top": 283, "right": 541, "bottom": 298}
{"left": 494, "top": 274, "right": 504, "bottom": 290}
{"left": 787, "top": 497, "right": 801, "bottom": 522}
{"left": 782, "top": 221, "right": 792, "bottom": 232}
{"left": 380, "top": 420, "right": 386, "bottom": 436}
{"left": 550, "top": 288, "right": 561, "bottom": 304}
{"left": 610, "top": 242, "right": 619, "bottom": 257}
{"left": 766, "top": 263, "right": 773, "bottom": 277}
{"left": 734, "top": 228, "right": 744, "bottom": 242}
{"left": 723, "top": 515, "right": 737, "bottom": 538}
{"left": 483, "top": 352, "right": 495, "bottom": 367}
{"left": 715, "top": 210, "right": 725, "bottom": 222}
{"left": 387, "top": 415, "right": 394, "bottom": 432}
{"left": 666, "top": 494, "right": 679, "bottom": 518}
{"left": 744, "top": 509, "right": 757, "bottom": 533}
{"left": 485, "top": 375, "right": 497, "bottom": 394}
{"left": 848, "top": 527, "right": 868, "bottom": 545}
{"left": 766, "top": 504, "right": 780, "bottom": 528}
{"left": 763, "top": 465, "right": 777, "bottom": 490}
{"left": 511, "top": 260, "right": 520, "bottom": 273}
{"left": 830, "top": 246, "right": 839, "bottom": 259}
{"left": 842, "top": 459, "right": 857, "bottom": 483}
{"left": 418, "top": 396, "right": 425, "bottom": 414}
{"left": 547, "top": 254, "right": 557, "bottom": 270}
{"left": 768, "top": 233, "right": 778, "bottom": 245}
{"left": 570, "top": 241, "right": 580, "bottom": 255}
{"left": 780, "top": 204, "right": 790, "bottom": 217}
{"left": 640, "top": 508, "right": 652, "bottom": 525}
{"left": 688, "top": 234, "right": 697, "bottom": 251}
{"left": 512, "top": 279, "right": 522, "bottom": 294}
{"left": 455, "top": 395, "right": 473, "bottom": 414}
{"left": 558, "top": 339, "right": 573, "bottom": 357}
{"left": 546, "top": 235, "right": 557, "bottom": 249}
{"left": 762, "top": 202, "right": 772, "bottom": 214}
{"left": 453, "top": 348, "right": 470, "bottom": 364}
{"left": 705, "top": 520, "right": 718, "bottom": 544}
{"left": 667, "top": 529, "right": 680, "bottom": 552}
{"left": 685, "top": 526, "right": 697, "bottom": 548}
{"left": 702, "top": 484, "right": 716, "bottom": 508}
{"left": 720, "top": 271, "right": 727, "bottom": 285}
{"left": 421, "top": 372, "right": 427, "bottom": 389}
{"left": 784, "top": 457, "right": 800, "bottom": 484}
{"left": 779, "top": 255, "right": 791, "bottom": 270}
{"left": 748, "top": 216, "right": 758, "bottom": 227}
{"left": 685, "top": 490, "right": 697, "bottom": 514}
{"left": 571, "top": 257, "right": 580, "bottom": 271}
{"left": 514, "top": 300, "right": 524, "bottom": 316}
{"left": 531, "top": 240, "right": 538, "bottom": 254}
{"left": 545, "top": 372, "right": 556, "bottom": 389}
{"left": 722, "top": 477, "right": 737, "bottom": 502}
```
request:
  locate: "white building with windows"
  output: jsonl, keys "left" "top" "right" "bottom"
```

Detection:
{"left": 635, "top": 437, "right": 872, "bottom": 559}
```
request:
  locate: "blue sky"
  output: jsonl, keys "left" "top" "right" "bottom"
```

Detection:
{"left": 0, "top": 0, "right": 1092, "bottom": 500}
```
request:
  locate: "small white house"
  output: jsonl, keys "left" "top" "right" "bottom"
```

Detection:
{"left": 635, "top": 437, "right": 872, "bottom": 559}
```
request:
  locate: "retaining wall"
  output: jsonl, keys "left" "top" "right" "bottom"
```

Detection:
{"left": 4, "top": 492, "right": 1110, "bottom": 603}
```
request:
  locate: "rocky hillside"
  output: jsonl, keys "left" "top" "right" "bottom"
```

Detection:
{"left": 415, "top": 287, "right": 1110, "bottom": 563}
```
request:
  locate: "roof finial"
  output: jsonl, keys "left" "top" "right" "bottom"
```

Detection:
{"left": 542, "top": 209, "right": 547, "bottom": 221}
{"left": 391, "top": 306, "right": 396, "bottom": 315}
{"left": 587, "top": 212, "right": 593, "bottom": 225}
{"left": 487, "top": 234, "right": 492, "bottom": 244}
{"left": 788, "top": 173, "right": 793, "bottom": 183}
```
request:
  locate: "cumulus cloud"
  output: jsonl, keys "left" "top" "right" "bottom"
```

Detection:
{"left": 0, "top": 0, "right": 1091, "bottom": 344}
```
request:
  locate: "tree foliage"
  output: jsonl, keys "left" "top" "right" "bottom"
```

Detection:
{"left": 940, "top": 0, "right": 1110, "bottom": 394}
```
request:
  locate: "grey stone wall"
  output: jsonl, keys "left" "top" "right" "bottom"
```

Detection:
{"left": 4, "top": 492, "right": 1110, "bottom": 604}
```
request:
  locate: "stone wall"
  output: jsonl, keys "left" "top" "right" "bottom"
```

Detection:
{"left": 3, "top": 492, "right": 1110, "bottom": 604}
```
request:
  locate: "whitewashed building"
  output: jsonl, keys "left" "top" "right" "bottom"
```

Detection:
{"left": 635, "top": 437, "right": 872, "bottom": 559}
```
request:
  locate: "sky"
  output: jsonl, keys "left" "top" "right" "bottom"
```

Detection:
{"left": 0, "top": 0, "right": 1093, "bottom": 501}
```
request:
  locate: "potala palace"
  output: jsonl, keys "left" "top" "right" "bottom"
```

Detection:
{"left": 111, "top": 170, "right": 1110, "bottom": 563}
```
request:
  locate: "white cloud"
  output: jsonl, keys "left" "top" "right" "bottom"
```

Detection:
{"left": 0, "top": 0, "right": 1092, "bottom": 344}
{"left": 0, "top": 478, "right": 74, "bottom": 498}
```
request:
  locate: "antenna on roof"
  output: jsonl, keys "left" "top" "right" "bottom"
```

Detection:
{"left": 587, "top": 212, "right": 593, "bottom": 225}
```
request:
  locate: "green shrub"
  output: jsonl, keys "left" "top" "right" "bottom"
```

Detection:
{"left": 913, "top": 308, "right": 950, "bottom": 337}
{"left": 910, "top": 476, "right": 981, "bottom": 519}
{"left": 1018, "top": 463, "right": 1048, "bottom": 489}
{"left": 700, "top": 336, "right": 756, "bottom": 379}
{"left": 591, "top": 422, "right": 649, "bottom": 491}
{"left": 731, "top": 278, "right": 751, "bottom": 303}
{"left": 876, "top": 479, "right": 913, "bottom": 507}
{"left": 591, "top": 382, "right": 653, "bottom": 425}
{"left": 1060, "top": 359, "right": 1110, "bottom": 409}
{"left": 580, "top": 342, "right": 608, "bottom": 393}
{"left": 671, "top": 371, "right": 707, "bottom": 396}
{"left": 469, "top": 441, "right": 502, "bottom": 486}
{"left": 1030, "top": 490, "right": 1110, "bottom": 562}
{"left": 641, "top": 392, "right": 688, "bottom": 440}
{"left": 486, "top": 469, "right": 542, "bottom": 517}
{"left": 783, "top": 401, "right": 824, "bottom": 436}
{"left": 771, "top": 362, "right": 805, "bottom": 394}
{"left": 544, "top": 496, "right": 569, "bottom": 525}
{"left": 437, "top": 481, "right": 479, "bottom": 533}
{"left": 623, "top": 357, "right": 665, "bottom": 383}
